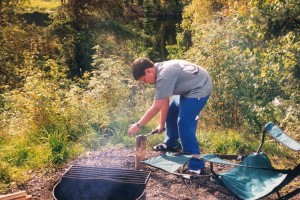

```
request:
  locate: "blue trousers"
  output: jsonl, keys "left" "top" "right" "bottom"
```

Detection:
{"left": 163, "top": 95, "right": 210, "bottom": 170}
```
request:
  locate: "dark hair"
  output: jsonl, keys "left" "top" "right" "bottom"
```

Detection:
{"left": 132, "top": 58, "right": 154, "bottom": 80}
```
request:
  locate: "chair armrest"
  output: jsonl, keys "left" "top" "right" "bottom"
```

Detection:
{"left": 264, "top": 122, "right": 300, "bottom": 151}
{"left": 201, "top": 153, "right": 296, "bottom": 175}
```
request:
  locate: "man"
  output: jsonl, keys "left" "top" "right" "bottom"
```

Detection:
{"left": 128, "top": 58, "right": 212, "bottom": 174}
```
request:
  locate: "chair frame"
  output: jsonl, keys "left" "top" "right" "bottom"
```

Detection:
{"left": 203, "top": 122, "right": 300, "bottom": 200}
{"left": 142, "top": 122, "right": 299, "bottom": 200}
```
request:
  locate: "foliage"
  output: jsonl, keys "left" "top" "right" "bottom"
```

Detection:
{"left": 0, "top": 0, "right": 299, "bottom": 194}
{"left": 0, "top": 162, "right": 10, "bottom": 192}
{"left": 0, "top": 48, "right": 133, "bottom": 193}
{"left": 0, "top": 20, "right": 43, "bottom": 91}
{"left": 181, "top": 0, "right": 227, "bottom": 29}
{"left": 48, "top": 130, "right": 69, "bottom": 164}
{"left": 168, "top": 0, "right": 300, "bottom": 136}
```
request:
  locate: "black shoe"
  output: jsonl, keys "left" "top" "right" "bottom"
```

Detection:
{"left": 152, "top": 144, "right": 179, "bottom": 152}
{"left": 182, "top": 167, "right": 207, "bottom": 175}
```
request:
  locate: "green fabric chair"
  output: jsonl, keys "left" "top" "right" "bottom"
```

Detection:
{"left": 142, "top": 152, "right": 193, "bottom": 173}
{"left": 201, "top": 122, "right": 300, "bottom": 200}
{"left": 142, "top": 122, "right": 300, "bottom": 200}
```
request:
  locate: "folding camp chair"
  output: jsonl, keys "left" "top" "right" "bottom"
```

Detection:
{"left": 142, "top": 152, "right": 220, "bottom": 199}
{"left": 142, "top": 122, "right": 300, "bottom": 200}
{"left": 200, "top": 122, "right": 300, "bottom": 200}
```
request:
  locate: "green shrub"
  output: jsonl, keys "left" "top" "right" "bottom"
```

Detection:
{"left": 0, "top": 162, "right": 10, "bottom": 193}
{"left": 0, "top": 162, "right": 10, "bottom": 184}
{"left": 48, "top": 131, "right": 69, "bottom": 164}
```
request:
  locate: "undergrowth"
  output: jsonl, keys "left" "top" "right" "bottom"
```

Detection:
{"left": 0, "top": 114, "right": 298, "bottom": 193}
{"left": 0, "top": 60, "right": 298, "bottom": 194}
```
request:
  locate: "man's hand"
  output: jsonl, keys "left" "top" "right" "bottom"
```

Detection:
{"left": 127, "top": 98, "right": 168, "bottom": 136}
{"left": 127, "top": 123, "right": 141, "bottom": 136}
{"left": 156, "top": 125, "right": 165, "bottom": 133}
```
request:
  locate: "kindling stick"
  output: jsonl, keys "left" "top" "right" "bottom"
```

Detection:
{"left": 135, "top": 129, "right": 159, "bottom": 170}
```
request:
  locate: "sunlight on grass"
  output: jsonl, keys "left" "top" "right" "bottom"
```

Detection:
{"left": 146, "top": 127, "right": 256, "bottom": 155}
{"left": 197, "top": 128, "right": 256, "bottom": 155}
{"left": 24, "top": 0, "right": 61, "bottom": 11}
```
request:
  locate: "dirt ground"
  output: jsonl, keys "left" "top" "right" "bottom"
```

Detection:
{"left": 6, "top": 147, "right": 300, "bottom": 200}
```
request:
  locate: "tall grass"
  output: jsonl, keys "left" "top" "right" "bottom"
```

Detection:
{"left": 0, "top": 56, "right": 133, "bottom": 192}
{"left": 198, "top": 128, "right": 256, "bottom": 155}
{"left": 145, "top": 127, "right": 256, "bottom": 155}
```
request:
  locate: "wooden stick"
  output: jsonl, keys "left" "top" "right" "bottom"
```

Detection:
{"left": 0, "top": 191, "right": 31, "bottom": 200}
{"left": 135, "top": 135, "right": 147, "bottom": 170}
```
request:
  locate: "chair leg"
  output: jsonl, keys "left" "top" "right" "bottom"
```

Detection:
{"left": 182, "top": 178, "right": 196, "bottom": 200}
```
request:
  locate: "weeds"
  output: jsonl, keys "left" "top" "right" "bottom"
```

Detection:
{"left": 48, "top": 131, "right": 69, "bottom": 164}
{"left": 0, "top": 162, "right": 10, "bottom": 186}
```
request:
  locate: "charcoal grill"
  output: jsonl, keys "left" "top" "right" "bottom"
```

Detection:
{"left": 53, "top": 165, "right": 151, "bottom": 200}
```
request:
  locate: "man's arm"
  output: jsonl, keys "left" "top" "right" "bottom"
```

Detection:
{"left": 128, "top": 98, "right": 169, "bottom": 136}
{"left": 158, "top": 98, "right": 169, "bottom": 132}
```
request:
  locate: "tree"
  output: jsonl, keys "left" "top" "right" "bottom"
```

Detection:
{"left": 169, "top": 0, "right": 299, "bottom": 134}
{"left": 0, "top": 0, "right": 33, "bottom": 90}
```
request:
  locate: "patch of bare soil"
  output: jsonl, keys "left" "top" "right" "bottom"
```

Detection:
{"left": 8, "top": 147, "right": 300, "bottom": 200}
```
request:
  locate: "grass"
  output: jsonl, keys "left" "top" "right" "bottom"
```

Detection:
{"left": 198, "top": 128, "right": 258, "bottom": 155}
{"left": 146, "top": 127, "right": 257, "bottom": 155}
{"left": 146, "top": 126, "right": 299, "bottom": 169}
{"left": 23, "top": 0, "right": 61, "bottom": 12}
{"left": 1, "top": 120, "right": 299, "bottom": 194}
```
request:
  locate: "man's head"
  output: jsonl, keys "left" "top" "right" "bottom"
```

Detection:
{"left": 132, "top": 58, "right": 156, "bottom": 84}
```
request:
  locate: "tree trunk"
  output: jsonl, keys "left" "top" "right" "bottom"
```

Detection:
{"left": 69, "top": 0, "right": 78, "bottom": 20}
{"left": 125, "top": 0, "right": 129, "bottom": 6}
{"left": 138, "top": 0, "right": 143, "bottom": 6}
